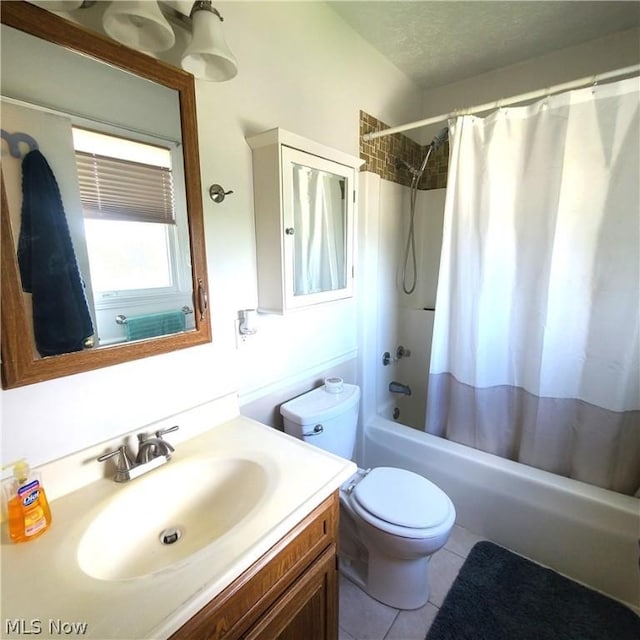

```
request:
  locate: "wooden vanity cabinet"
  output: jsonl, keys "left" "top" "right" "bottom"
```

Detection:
{"left": 170, "top": 491, "right": 339, "bottom": 640}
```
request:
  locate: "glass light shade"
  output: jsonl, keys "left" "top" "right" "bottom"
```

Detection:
{"left": 30, "top": 1, "right": 85, "bottom": 10}
{"left": 102, "top": 1, "right": 175, "bottom": 53}
{"left": 181, "top": 6, "right": 238, "bottom": 82}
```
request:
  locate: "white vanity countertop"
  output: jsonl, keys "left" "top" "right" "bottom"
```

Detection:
{"left": 0, "top": 415, "right": 356, "bottom": 639}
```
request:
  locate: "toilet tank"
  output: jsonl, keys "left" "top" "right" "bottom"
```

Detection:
{"left": 280, "top": 383, "right": 360, "bottom": 459}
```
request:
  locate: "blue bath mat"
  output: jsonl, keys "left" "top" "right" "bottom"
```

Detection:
{"left": 426, "top": 541, "right": 639, "bottom": 640}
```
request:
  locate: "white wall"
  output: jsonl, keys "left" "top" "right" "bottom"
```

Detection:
{"left": 360, "top": 176, "right": 445, "bottom": 432}
{"left": 0, "top": 22, "right": 180, "bottom": 139}
{"left": 395, "top": 189, "right": 445, "bottom": 429}
{"left": 1, "top": 2, "right": 424, "bottom": 469}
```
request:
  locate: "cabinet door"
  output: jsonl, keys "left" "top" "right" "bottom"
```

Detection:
{"left": 243, "top": 545, "right": 338, "bottom": 640}
{"left": 281, "top": 147, "right": 355, "bottom": 310}
{"left": 169, "top": 493, "right": 338, "bottom": 640}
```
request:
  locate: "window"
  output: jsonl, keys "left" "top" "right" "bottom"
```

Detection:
{"left": 72, "top": 127, "right": 187, "bottom": 299}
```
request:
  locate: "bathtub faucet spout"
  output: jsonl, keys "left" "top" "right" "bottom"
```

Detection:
{"left": 389, "top": 381, "right": 412, "bottom": 396}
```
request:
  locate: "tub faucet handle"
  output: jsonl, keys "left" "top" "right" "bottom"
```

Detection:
{"left": 397, "top": 345, "right": 411, "bottom": 359}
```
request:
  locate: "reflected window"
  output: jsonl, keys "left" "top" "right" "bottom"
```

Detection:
{"left": 83, "top": 219, "right": 172, "bottom": 291}
{"left": 72, "top": 127, "right": 183, "bottom": 299}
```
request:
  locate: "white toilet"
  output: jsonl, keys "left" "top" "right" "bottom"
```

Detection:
{"left": 280, "top": 382, "right": 456, "bottom": 610}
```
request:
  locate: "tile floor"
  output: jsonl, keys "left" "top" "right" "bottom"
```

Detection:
{"left": 338, "top": 525, "right": 486, "bottom": 640}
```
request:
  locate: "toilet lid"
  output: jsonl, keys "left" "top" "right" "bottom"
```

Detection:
{"left": 352, "top": 467, "right": 451, "bottom": 529}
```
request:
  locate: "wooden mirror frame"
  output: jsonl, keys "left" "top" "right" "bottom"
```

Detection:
{"left": 1, "top": 1, "right": 211, "bottom": 389}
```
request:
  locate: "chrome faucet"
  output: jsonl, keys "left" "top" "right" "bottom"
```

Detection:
{"left": 136, "top": 432, "right": 175, "bottom": 464}
{"left": 98, "top": 425, "right": 179, "bottom": 482}
{"left": 389, "top": 381, "right": 412, "bottom": 396}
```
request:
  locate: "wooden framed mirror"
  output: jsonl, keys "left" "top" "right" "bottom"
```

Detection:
{"left": 1, "top": 1, "right": 211, "bottom": 389}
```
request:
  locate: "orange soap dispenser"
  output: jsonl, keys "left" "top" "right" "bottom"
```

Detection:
{"left": 3, "top": 459, "right": 52, "bottom": 542}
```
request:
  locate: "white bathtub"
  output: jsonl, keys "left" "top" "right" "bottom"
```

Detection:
{"left": 363, "top": 414, "right": 640, "bottom": 610}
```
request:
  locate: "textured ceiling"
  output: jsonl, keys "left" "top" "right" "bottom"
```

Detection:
{"left": 329, "top": 1, "right": 640, "bottom": 90}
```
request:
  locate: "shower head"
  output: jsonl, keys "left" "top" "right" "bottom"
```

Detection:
{"left": 394, "top": 158, "right": 421, "bottom": 177}
{"left": 430, "top": 127, "right": 449, "bottom": 151}
{"left": 395, "top": 127, "right": 448, "bottom": 181}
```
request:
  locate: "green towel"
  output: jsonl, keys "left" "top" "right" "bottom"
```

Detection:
{"left": 125, "top": 310, "right": 186, "bottom": 341}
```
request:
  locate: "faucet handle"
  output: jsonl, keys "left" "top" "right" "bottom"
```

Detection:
{"left": 155, "top": 425, "right": 179, "bottom": 439}
{"left": 97, "top": 445, "right": 133, "bottom": 467}
{"left": 97, "top": 445, "right": 134, "bottom": 482}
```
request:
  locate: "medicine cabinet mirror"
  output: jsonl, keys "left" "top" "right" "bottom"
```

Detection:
{"left": 247, "top": 128, "right": 363, "bottom": 314}
{"left": 1, "top": 2, "right": 211, "bottom": 389}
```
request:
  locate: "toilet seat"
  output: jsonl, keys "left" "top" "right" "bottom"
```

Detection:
{"left": 349, "top": 467, "right": 454, "bottom": 539}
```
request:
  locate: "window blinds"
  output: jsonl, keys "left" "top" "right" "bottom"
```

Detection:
{"left": 76, "top": 151, "right": 175, "bottom": 224}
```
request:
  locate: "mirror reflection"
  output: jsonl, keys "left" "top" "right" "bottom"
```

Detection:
{"left": 1, "top": 23, "right": 194, "bottom": 356}
{"left": 290, "top": 163, "right": 348, "bottom": 297}
{"left": 280, "top": 144, "right": 355, "bottom": 310}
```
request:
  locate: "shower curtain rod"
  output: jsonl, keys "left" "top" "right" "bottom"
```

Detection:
{"left": 362, "top": 64, "right": 640, "bottom": 142}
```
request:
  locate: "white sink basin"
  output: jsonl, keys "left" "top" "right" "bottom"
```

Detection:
{"left": 77, "top": 457, "right": 269, "bottom": 581}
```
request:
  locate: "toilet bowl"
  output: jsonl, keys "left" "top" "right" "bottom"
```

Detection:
{"left": 280, "top": 383, "right": 456, "bottom": 609}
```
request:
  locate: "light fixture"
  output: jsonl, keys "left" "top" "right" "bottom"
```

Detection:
{"left": 181, "top": 1, "right": 238, "bottom": 82}
{"left": 102, "top": 1, "right": 175, "bottom": 53}
{"left": 41, "top": 1, "right": 238, "bottom": 82}
{"left": 29, "top": 1, "right": 87, "bottom": 10}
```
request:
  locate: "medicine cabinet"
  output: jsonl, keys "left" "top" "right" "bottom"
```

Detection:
{"left": 247, "top": 128, "right": 363, "bottom": 314}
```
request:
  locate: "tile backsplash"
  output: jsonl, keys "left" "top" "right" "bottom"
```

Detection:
{"left": 359, "top": 110, "right": 448, "bottom": 190}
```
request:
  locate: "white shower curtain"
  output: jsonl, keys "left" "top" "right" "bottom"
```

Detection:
{"left": 292, "top": 165, "right": 345, "bottom": 295}
{"left": 426, "top": 76, "right": 640, "bottom": 495}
